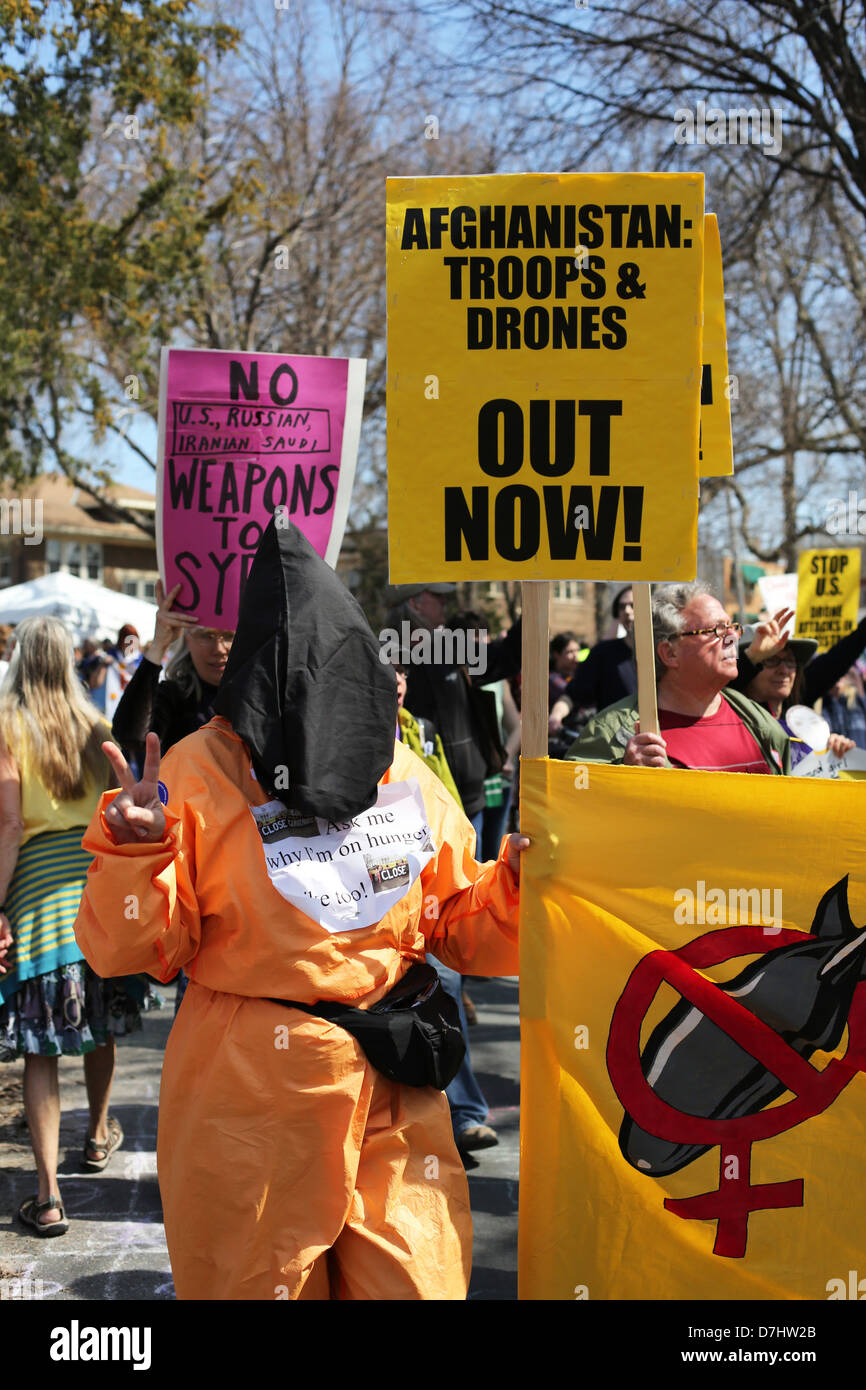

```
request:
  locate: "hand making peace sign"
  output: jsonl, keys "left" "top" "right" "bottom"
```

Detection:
{"left": 102, "top": 733, "right": 167, "bottom": 845}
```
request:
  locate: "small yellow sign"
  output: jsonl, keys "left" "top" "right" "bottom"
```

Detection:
{"left": 387, "top": 172, "right": 704, "bottom": 582}
{"left": 796, "top": 549, "right": 861, "bottom": 651}
{"left": 699, "top": 214, "right": 734, "bottom": 477}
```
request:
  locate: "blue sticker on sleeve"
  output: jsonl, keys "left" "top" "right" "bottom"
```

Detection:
{"left": 157, "top": 781, "right": 169, "bottom": 805}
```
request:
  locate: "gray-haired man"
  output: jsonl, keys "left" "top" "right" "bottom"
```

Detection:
{"left": 568, "top": 582, "right": 790, "bottom": 774}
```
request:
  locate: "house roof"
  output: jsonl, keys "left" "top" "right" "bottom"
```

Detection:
{"left": 1, "top": 473, "right": 156, "bottom": 544}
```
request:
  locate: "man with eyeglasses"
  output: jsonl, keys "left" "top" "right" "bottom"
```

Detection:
{"left": 568, "top": 582, "right": 791, "bottom": 774}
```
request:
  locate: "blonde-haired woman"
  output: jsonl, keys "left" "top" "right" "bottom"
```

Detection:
{"left": 0, "top": 617, "right": 151, "bottom": 1236}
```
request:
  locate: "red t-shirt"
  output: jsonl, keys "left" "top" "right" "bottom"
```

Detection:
{"left": 659, "top": 698, "right": 773, "bottom": 773}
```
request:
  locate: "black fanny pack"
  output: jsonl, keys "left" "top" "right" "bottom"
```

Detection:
{"left": 269, "top": 962, "right": 465, "bottom": 1090}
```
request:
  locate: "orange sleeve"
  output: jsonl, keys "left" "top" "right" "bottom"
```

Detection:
{"left": 410, "top": 757, "right": 520, "bottom": 977}
{"left": 74, "top": 792, "right": 202, "bottom": 983}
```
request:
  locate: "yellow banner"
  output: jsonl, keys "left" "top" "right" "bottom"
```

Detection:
{"left": 699, "top": 214, "right": 734, "bottom": 477}
{"left": 796, "top": 549, "right": 862, "bottom": 652}
{"left": 387, "top": 172, "right": 703, "bottom": 582}
{"left": 519, "top": 757, "right": 866, "bottom": 1300}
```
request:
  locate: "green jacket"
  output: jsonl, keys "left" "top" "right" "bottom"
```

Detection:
{"left": 566, "top": 687, "right": 791, "bottom": 775}
{"left": 398, "top": 707, "right": 464, "bottom": 807}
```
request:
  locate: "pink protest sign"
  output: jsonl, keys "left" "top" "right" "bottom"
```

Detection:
{"left": 156, "top": 348, "right": 365, "bottom": 629}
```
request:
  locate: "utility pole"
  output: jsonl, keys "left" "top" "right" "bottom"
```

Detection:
{"left": 725, "top": 483, "right": 747, "bottom": 618}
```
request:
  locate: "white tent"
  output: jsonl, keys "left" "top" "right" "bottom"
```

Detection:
{"left": 0, "top": 573, "right": 158, "bottom": 645}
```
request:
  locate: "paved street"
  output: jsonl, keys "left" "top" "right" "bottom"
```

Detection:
{"left": 464, "top": 976, "right": 520, "bottom": 1301}
{"left": 0, "top": 975, "right": 519, "bottom": 1301}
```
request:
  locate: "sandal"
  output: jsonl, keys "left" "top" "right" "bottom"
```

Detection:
{"left": 83, "top": 1115, "right": 124, "bottom": 1171}
{"left": 18, "top": 1193, "right": 69, "bottom": 1237}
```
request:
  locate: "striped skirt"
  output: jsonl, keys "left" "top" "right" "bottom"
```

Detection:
{"left": 0, "top": 828, "right": 161, "bottom": 1058}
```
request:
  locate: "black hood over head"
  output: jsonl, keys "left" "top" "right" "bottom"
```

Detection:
{"left": 214, "top": 519, "right": 397, "bottom": 820}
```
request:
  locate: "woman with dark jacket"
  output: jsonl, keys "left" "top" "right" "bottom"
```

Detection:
{"left": 734, "top": 607, "right": 866, "bottom": 712}
{"left": 733, "top": 607, "right": 858, "bottom": 766}
{"left": 111, "top": 582, "right": 231, "bottom": 769}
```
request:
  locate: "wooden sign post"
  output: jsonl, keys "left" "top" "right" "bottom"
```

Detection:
{"left": 633, "top": 581, "right": 660, "bottom": 737}
{"left": 521, "top": 582, "right": 551, "bottom": 759}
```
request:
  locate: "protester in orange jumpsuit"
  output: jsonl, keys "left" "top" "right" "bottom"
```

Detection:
{"left": 75, "top": 521, "right": 527, "bottom": 1300}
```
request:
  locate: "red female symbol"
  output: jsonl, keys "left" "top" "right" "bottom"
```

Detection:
{"left": 607, "top": 924, "right": 866, "bottom": 1256}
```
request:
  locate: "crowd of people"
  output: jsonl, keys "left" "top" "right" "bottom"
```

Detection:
{"left": 0, "top": 541, "right": 864, "bottom": 1296}
{"left": 548, "top": 583, "right": 866, "bottom": 767}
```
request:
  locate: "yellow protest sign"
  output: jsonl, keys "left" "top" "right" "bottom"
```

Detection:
{"left": 796, "top": 549, "right": 861, "bottom": 651}
{"left": 699, "top": 214, "right": 734, "bottom": 477}
{"left": 386, "top": 172, "right": 704, "bottom": 582}
{"left": 519, "top": 758, "right": 866, "bottom": 1300}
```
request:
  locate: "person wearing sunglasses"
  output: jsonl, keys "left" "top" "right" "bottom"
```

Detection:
{"left": 735, "top": 605, "right": 866, "bottom": 714}
{"left": 732, "top": 609, "right": 856, "bottom": 767}
{"left": 111, "top": 581, "right": 234, "bottom": 772}
{"left": 569, "top": 582, "right": 791, "bottom": 774}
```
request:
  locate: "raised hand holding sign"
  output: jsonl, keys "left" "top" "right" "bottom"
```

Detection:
{"left": 144, "top": 580, "right": 200, "bottom": 666}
